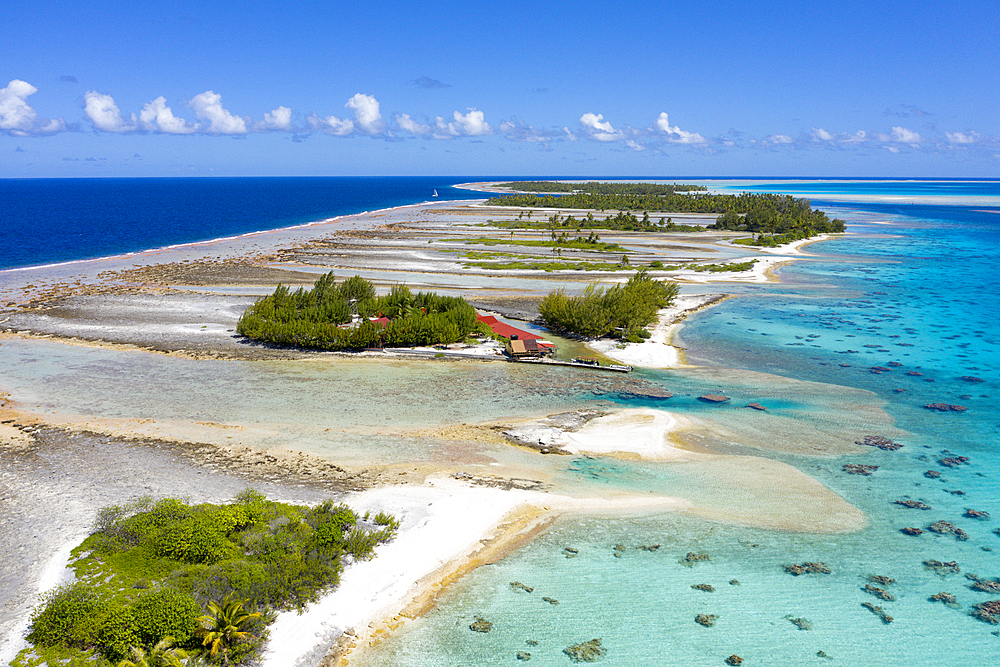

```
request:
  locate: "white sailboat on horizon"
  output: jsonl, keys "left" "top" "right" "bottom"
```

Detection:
{"left": 432, "top": 189, "right": 438, "bottom": 197}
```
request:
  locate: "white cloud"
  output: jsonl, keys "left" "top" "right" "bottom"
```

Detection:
{"left": 890, "top": 126, "right": 921, "bottom": 144}
{"left": 840, "top": 130, "right": 867, "bottom": 143}
{"left": 260, "top": 106, "right": 293, "bottom": 131}
{"left": 945, "top": 131, "right": 979, "bottom": 144}
{"left": 499, "top": 119, "right": 556, "bottom": 143}
{"left": 309, "top": 113, "right": 354, "bottom": 136}
{"left": 811, "top": 127, "right": 834, "bottom": 141}
{"left": 654, "top": 112, "right": 705, "bottom": 144}
{"left": 84, "top": 91, "right": 137, "bottom": 133}
{"left": 579, "top": 112, "right": 623, "bottom": 141}
{"left": 886, "top": 145, "right": 900, "bottom": 153}
{"left": 768, "top": 134, "right": 794, "bottom": 144}
{"left": 189, "top": 91, "right": 247, "bottom": 134}
{"left": 0, "top": 79, "right": 39, "bottom": 134}
{"left": 626, "top": 140, "right": 645, "bottom": 151}
{"left": 433, "top": 108, "right": 493, "bottom": 137}
{"left": 345, "top": 93, "right": 383, "bottom": 134}
{"left": 395, "top": 113, "right": 431, "bottom": 135}
{"left": 139, "top": 96, "right": 197, "bottom": 134}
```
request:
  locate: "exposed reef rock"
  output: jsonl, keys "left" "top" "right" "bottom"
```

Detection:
{"left": 964, "top": 508, "right": 990, "bottom": 520}
{"left": 510, "top": 581, "right": 534, "bottom": 593}
{"left": 862, "top": 602, "right": 893, "bottom": 624}
{"left": 960, "top": 376, "right": 985, "bottom": 383}
{"left": 924, "top": 470, "right": 942, "bottom": 479}
{"left": 924, "top": 560, "right": 961, "bottom": 575}
{"left": 967, "top": 574, "right": 1000, "bottom": 594}
{"left": 939, "top": 456, "right": 970, "bottom": 467}
{"left": 563, "top": 547, "right": 579, "bottom": 558}
{"left": 542, "top": 597, "right": 559, "bottom": 605}
{"left": 698, "top": 394, "right": 731, "bottom": 403}
{"left": 868, "top": 575, "right": 896, "bottom": 586}
{"left": 680, "top": 552, "right": 711, "bottom": 567}
{"left": 843, "top": 463, "right": 879, "bottom": 476}
{"left": 928, "top": 521, "right": 969, "bottom": 541}
{"left": 517, "top": 651, "right": 532, "bottom": 661}
{"left": 924, "top": 403, "right": 968, "bottom": 412}
{"left": 901, "top": 527, "right": 924, "bottom": 536}
{"left": 929, "top": 592, "right": 958, "bottom": 607}
{"left": 637, "top": 544, "right": 661, "bottom": 552}
{"left": 894, "top": 499, "right": 931, "bottom": 510}
{"left": 747, "top": 402, "right": 767, "bottom": 411}
{"left": 618, "top": 380, "right": 673, "bottom": 400}
{"left": 972, "top": 600, "right": 1000, "bottom": 624}
{"left": 856, "top": 435, "right": 903, "bottom": 451}
{"left": 785, "top": 562, "right": 831, "bottom": 576}
{"left": 563, "top": 638, "right": 606, "bottom": 663}
{"left": 864, "top": 584, "right": 897, "bottom": 601}
{"left": 692, "top": 583, "right": 716, "bottom": 592}
{"left": 470, "top": 616, "right": 493, "bottom": 633}
{"left": 725, "top": 656, "right": 744, "bottom": 666}
{"left": 695, "top": 614, "right": 719, "bottom": 627}
{"left": 785, "top": 615, "right": 813, "bottom": 630}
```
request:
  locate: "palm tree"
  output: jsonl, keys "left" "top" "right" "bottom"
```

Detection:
{"left": 117, "top": 636, "right": 188, "bottom": 667}
{"left": 196, "top": 595, "right": 261, "bottom": 665}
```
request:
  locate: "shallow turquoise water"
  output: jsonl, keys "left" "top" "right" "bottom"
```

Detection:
{"left": 356, "top": 182, "right": 1000, "bottom": 666}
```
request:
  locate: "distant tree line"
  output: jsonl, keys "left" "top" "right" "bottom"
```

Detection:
{"left": 539, "top": 270, "right": 680, "bottom": 342}
{"left": 492, "top": 210, "right": 705, "bottom": 233}
{"left": 237, "top": 273, "right": 483, "bottom": 350}
{"left": 487, "top": 191, "right": 845, "bottom": 240}
{"left": 500, "top": 181, "right": 708, "bottom": 195}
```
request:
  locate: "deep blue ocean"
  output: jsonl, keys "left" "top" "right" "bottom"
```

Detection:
{"left": 0, "top": 177, "right": 491, "bottom": 270}
{"left": 3, "top": 177, "right": 1000, "bottom": 664}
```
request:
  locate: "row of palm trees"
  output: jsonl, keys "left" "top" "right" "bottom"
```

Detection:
{"left": 117, "top": 595, "right": 259, "bottom": 667}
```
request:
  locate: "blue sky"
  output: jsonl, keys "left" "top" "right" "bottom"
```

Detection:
{"left": 3, "top": 0, "right": 997, "bottom": 178}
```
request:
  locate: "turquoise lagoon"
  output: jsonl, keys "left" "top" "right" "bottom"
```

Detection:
{"left": 2, "top": 179, "right": 998, "bottom": 665}
{"left": 356, "top": 182, "right": 1000, "bottom": 666}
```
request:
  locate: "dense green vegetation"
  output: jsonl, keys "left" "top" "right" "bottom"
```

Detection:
{"left": 486, "top": 190, "right": 845, "bottom": 242}
{"left": 490, "top": 211, "right": 705, "bottom": 233}
{"left": 500, "top": 181, "right": 708, "bottom": 195}
{"left": 237, "top": 273, "right": 484, "bottom": 350}
{"left": 539, "top": 270, "right": 680, "bottom": 341}
{"left": 17, "top": 491, "right": 396, "bottom": 666}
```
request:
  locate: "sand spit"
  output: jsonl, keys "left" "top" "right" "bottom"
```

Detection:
{"left": 505, "top": 407, "right": 867, "bottom": 534}
{"left": 586, "top": 293, "right": 728, "bottom": 368}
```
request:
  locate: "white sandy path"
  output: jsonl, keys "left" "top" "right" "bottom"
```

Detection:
{"left": 261, "top": 477, "right": 690, "bottom": 667}
{"left": 0, "top": 533, "right": 88, "bottom": 666}
{"left": 260, "top": 481, "right": 534, "bottom": 667}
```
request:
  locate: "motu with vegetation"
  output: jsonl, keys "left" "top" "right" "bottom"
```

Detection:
{"left": 539, "top": 270, "right": 680, "bottom": 342}
{"left": 237, "top": 273, "right": 484, "bottom": 350}
{"left": 499, "top": 181, "right": 708, "bottom": 195}
{"left": 487, "top": 187, "right": 845, "bottom": 242}
{"left": 17, "top": 491, "right": 398, "bottom": 666}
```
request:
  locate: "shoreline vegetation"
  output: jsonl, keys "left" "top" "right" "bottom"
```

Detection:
{"left": 16, "top": 492, "right": 397, "bottom": 667}
{"left": 539, "top": 270, "right": 680, "bottom": 342}
{"left": 236, "top": 274, "right": 486, "bottom": 351}
{"left": 486, "top": 181, "right": 846, "bottom": 247}
{"left": 0, "top": 181, "right": 859, "bottom": 667}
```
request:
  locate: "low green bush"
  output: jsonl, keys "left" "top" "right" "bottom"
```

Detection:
{"left": 22, "top": 490, "right": 398, "bottom": 666}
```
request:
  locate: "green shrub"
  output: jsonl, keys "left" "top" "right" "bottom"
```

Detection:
{"left": 27, "top": 582, "right": 109, "bottom": 649}
{"left": 97, "top": 607, "right": 140, "bottom": 662}
{"left": 373, "top": 512, "right": 400, "bottom": 530}
{"left": 152, "top": 514, "right": 238, "bottom": 565}
{"left": 130, "top": 589, "right": 201, "bottom": 647}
